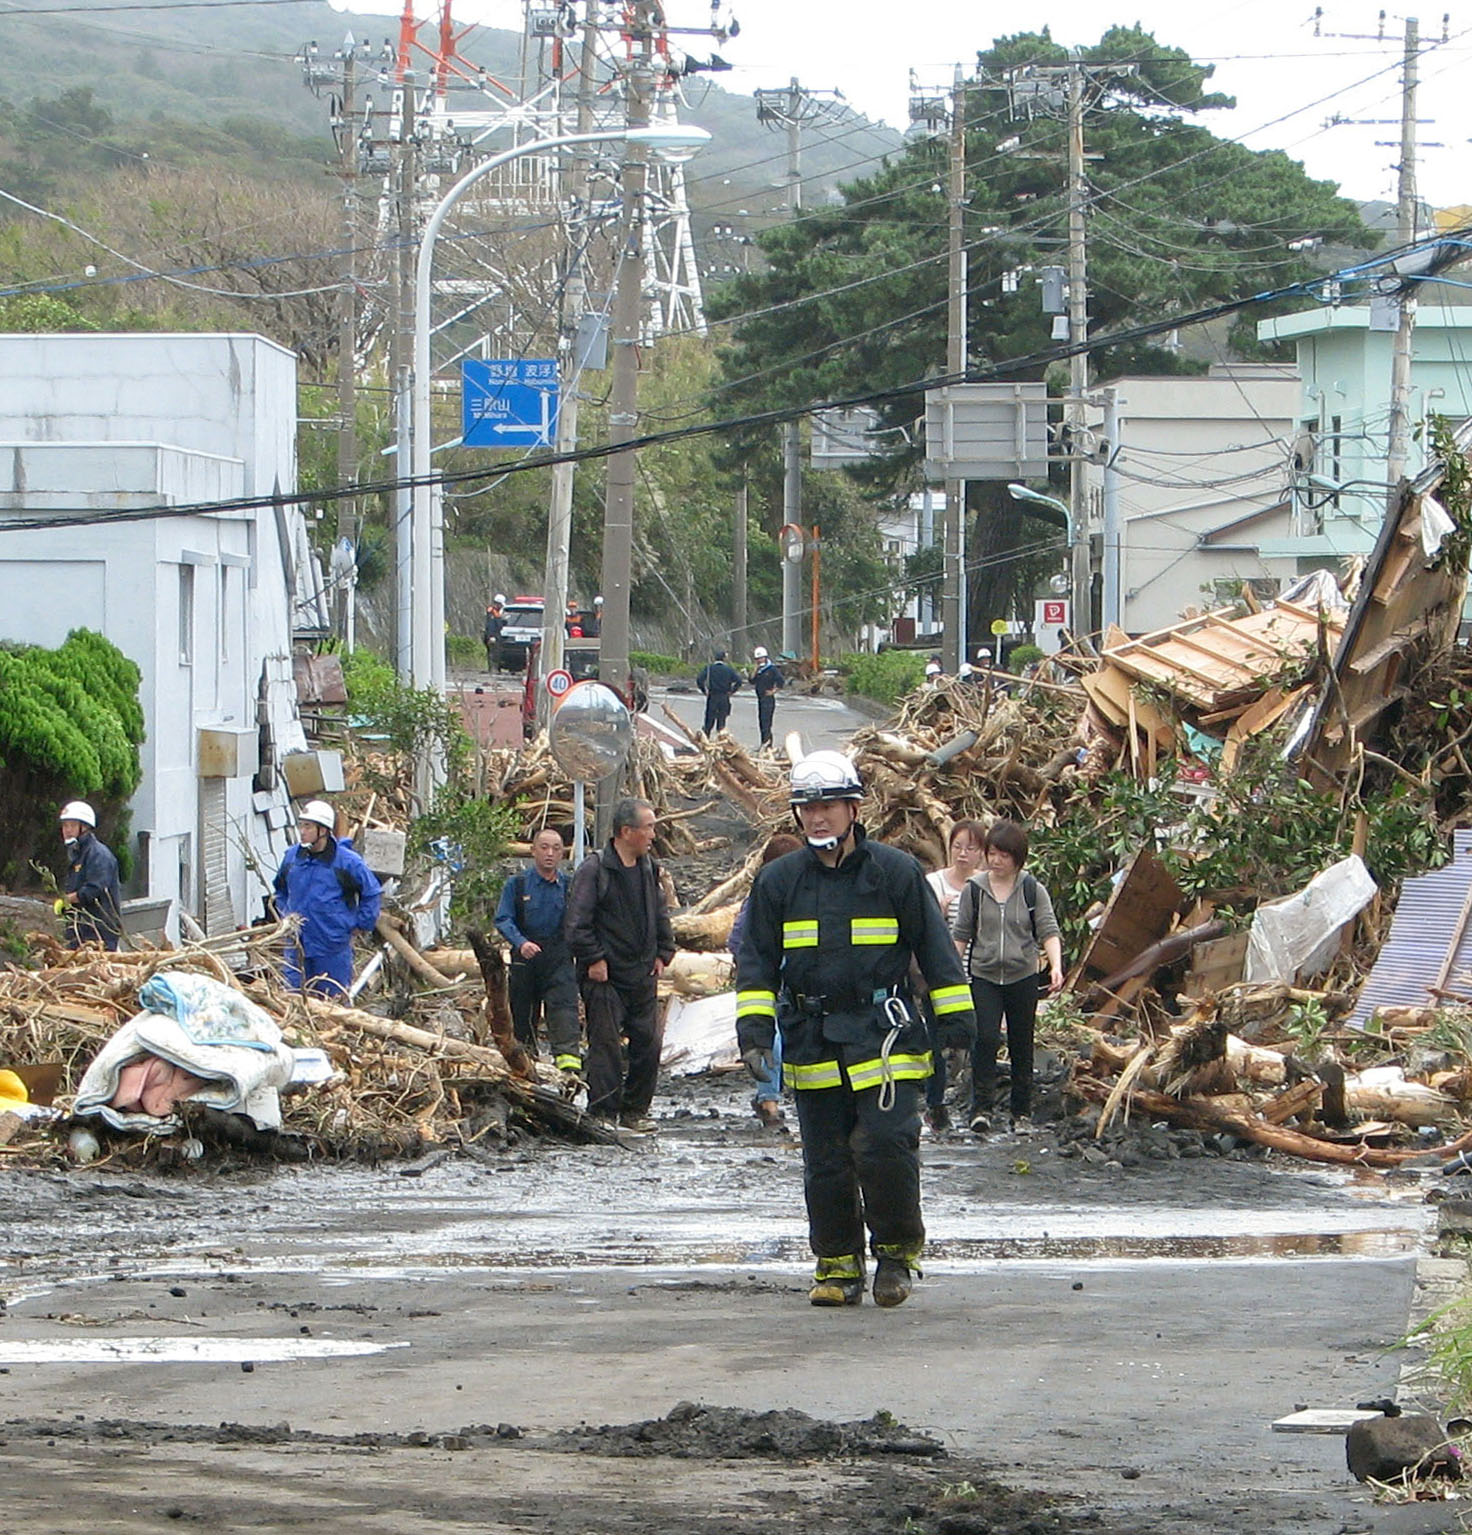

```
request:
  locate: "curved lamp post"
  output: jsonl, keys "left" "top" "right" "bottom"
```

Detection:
{"left": 408, "top": 122, "right": 712, "bottom": 691}
{"left": 1005, "top": 480, "right": 1085, "bottom": 635}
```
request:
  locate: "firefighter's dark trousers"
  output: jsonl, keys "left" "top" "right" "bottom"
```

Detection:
{"left": 793, "top": 1076, "right": 924, "bottom": 1261}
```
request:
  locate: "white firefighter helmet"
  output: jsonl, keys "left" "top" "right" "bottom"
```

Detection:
{"left": 789, "top": 750, "right": 863, "bottom": 805}
{"left": 493, "top": 592, "right": 507, "bottom": 606}
{"left": 753, "top": 646, "right": 769, "bottom": 660}
{"left": 58, "top": 800, "right": 97, "bottom": 828}
{"left": 299, "top": 800, "right": 336, "bottom": 831}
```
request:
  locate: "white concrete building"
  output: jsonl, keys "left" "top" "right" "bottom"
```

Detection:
{"left": 0, "top": 333, "right": 321, "bottom": 939}
{"left": 1083, "top": 364, "right": 1301, "bottom": 635}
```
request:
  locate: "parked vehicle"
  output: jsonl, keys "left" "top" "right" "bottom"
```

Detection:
{"left": 497, "top": 597, "right": 545, "bottom": 672}
{"left": 521, "top": 637, "right": 647, "bottom": 740}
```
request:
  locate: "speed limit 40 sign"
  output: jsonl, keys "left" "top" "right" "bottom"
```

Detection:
{"left": 545, "top": 668, "right": 575, "bottom": 699}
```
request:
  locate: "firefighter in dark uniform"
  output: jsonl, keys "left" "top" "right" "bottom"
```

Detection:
{"left": 735, "top": 751, "right": 976, "bottom": 1308}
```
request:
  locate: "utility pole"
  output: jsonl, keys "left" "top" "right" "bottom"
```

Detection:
{"left": 942, "top": 63, "right": 966, "bottom": 674}
{"left": 597, "top": 0, "right": 655, "bottom": 708}
{"left": 393, "top": 78, "right": 418, "bottom": 679}
{"left": 1066, "top": 53, "right": 1092, "bottom": 639}
{"left": 1385, "top": 15, "right": 1419, "bottom": 496}
{"left": 756, "top": 77, "right": 842, "bottom": 660}
{"left": 1100, "top": 386, "right": 1121, "bottom": 632}
{"left": 334, "top": 40, "right": 359, "bottom": 558}
{"left": 539, "top": 0, "right": 601, "bottom": 691}
{"left": 733, "top": 474, "right": 748, "bottom": 640}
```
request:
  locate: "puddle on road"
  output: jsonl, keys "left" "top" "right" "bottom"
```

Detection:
{"left": 0, "top": 1337, "right": 409, "bottom": 1365}
{"left": 926, "top": 1228, "right": 1419, "bottom": 1261}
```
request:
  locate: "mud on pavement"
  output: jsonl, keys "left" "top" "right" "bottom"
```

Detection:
{"left": 0, "top": 1072, "right": 1461, "bottom": 1534}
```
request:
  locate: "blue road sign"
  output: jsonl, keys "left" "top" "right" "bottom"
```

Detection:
{"left": 462, "top": 358, "right": 560, "bottom": 448}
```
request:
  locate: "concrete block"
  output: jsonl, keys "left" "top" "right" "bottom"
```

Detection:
{"left": 359, "top": 827, "right": 406, "bottom": 878}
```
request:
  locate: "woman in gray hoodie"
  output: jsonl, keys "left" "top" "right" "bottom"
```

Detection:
{"left": 951, "top": 820, "right": 1064, "bottom": 1135}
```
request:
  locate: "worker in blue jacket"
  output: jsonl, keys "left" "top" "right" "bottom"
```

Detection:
{"left": 494, "top": 826, "right": 582, "bottom": 1072}
{"left": 272, "top": 799, "right": 382, "bottom": 998}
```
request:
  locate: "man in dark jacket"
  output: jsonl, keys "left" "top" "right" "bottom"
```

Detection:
{"left": 750, "top": 646, "right": 784, "bottom": 749}
{"left": 696, "top": 649, "right": 742, "bottom": 737}
{"left": 483, "top": 595, "right": 507, "bottom": 671}
{"left": 735, "top": 752, "right": 975, "bottom": 1309}
{"left": 494, "top": 826, "right": 581, "bottom": 1072}
{"left": 564, "top": 797, "right": 675, "bottom": 1132}
{"left": 272, "top": 799, "right": 382, "bottom": 998}
{"left": 58, "top": 800, "right": 122, "bottom": 951}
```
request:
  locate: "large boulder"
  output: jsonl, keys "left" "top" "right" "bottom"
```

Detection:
{"left": 1346, "top": 1413, "right": 1463, "bottom": 1482}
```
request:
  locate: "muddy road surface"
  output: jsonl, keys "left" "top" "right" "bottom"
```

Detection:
{"left": 0, "top": 1075, "right": 1459, "bottom": 1534}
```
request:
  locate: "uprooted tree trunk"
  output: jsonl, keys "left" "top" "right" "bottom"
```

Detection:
{"left": 465, "top": 929, "right": 533, "bottom": 1078}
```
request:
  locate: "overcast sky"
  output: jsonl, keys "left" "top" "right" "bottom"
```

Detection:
{"left": 334, "top": 0, "right": 1472, "bottom": 209}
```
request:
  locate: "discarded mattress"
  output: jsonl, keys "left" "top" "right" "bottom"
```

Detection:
{"left": 74, "top": 970, "right": 297, "bottom": 1132}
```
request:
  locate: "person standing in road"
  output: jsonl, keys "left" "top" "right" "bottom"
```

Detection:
{"left": 696, "top": 648, "right": 742, "bottom": 737}
{"left": 564, "top": 600, "right": 584, "bottom": 638}
{"left": 584, "top": 595, "right": 603, "bottom": 637}
{"left": 735, "top": 751, "right": 976, "bottom": 1308}
{"left": 952, "top": 819, "right": 1064, "bottom": 1136}
{"left": 58, "top": 800, "right": 122, "bottom": 951}
{"left": 750, "top": 647, "right": 784, "bottom": 750}
{"left": 483, "top": 594, "right": 507, "bottom": 671}
{"left": 272, "top": 800, "right": 382, "bottom": 998}
{"left": 495, "top": 827, "right": 582, "bottom": 1072}
{"left": 920, "top": 819, "right": 987, "bottom": 1132}
{"left": 565, "top": 797, "right": 675, "bottom": 1132}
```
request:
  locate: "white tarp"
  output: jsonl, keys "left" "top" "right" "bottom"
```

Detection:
{"left": 1244, "top": 854, "right": 1378, "bottom": 984}
{"left": 661, "top": 991, "right": 739, "bottom": 1077}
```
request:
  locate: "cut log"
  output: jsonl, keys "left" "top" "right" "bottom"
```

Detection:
{"left": 672, "top": 903, "right": 738, "bottom": 951}
{"left": 376, "top": 915, "right": 459, "bottom": 989}
{"left": 1072, "top": 1073, "right": 1472, "bottom": 1169}
{"left": 1260, "top": 1077, "right": 1323, "bottom": 1125}
{"left": 466, "top": 929, "right": 534, "bottom": 1078}
{"left": 1082, "top": 920, "right": 1229, "bottom": 1003}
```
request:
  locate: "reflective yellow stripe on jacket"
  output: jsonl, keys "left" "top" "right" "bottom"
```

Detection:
{"left": 850, "top": 916, "right": 899, "bottom": 946}
{"left": 783, "top": 1053, "right": 932, "bottom": 1091}
{"left": 782, "top": 919, "right": 819, "bottom": 949}
{"left": 930, "top": 983, "right": 972, "bottom": 1016}
{"left": 737, "top": 989, "right": 777, "bottom": 1022}
{"left": 846, "top": 1052, "right": 932, "bottom": 1090}
{"left": 783, "top": 1058, "right": 844, "bottom": 1090}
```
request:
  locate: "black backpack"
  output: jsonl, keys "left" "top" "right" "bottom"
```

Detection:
{"left": 962, "top": 871, "right": 1038, "bottom": 972}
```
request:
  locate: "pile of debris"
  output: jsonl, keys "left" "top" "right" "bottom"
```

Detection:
{"left": 0, "top": 925, "right": 615, "bottom": 1169}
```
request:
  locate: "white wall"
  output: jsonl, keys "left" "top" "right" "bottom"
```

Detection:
{"left": 0, "top": 335, "right": 307, "bottom": 937}
{"left": 1086, "top": 367, "right": 1301, "bottom": 634}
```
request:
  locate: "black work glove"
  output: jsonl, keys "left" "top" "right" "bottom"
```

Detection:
{"left": 742, "top": 1047, "right": 775, "bottom": 1081}
{"left": 938, "top": 1019, "right": 976, "bottom": 1051}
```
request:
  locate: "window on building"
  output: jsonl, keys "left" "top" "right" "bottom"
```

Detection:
{"left": 178, "top": 564, "right": 195, "bottom": 665}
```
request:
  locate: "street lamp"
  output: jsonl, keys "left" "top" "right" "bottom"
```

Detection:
{"left": 407, "top": 122, "right": 712, "bottom": 692}
{"left": 1006, "top": 481, "right": 1085, "bottom": 638}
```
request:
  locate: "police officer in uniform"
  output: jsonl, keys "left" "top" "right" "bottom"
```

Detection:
{"left": 750, "top": 646, "right": 783, "bottom": 750}
{"left": 735, "top": 752, "right": 975, "bottom": 1308}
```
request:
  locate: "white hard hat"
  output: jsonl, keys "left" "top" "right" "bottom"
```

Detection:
{"left": 754, "top": 646, "right": 768, "bottom": 659}
{"left": 299, "top": 800, "right": 336, "bottom": 831}
{"left": 789, "top": 750, "right": 863, "bottom": 805}
{"left": 976, "top": 647, "right": 993, "bottom": 661}
{"left": 593, "top": 594, "right": 604, "bottom": 606}
{"left": 924, "top": 661, "right": 942, "bottom": 677}
{"left": 59, "top": 800, "right": 96, "bottom": 827}
{"left": 493, "top": 593, "right": 507, "bottom": 605}
{"left": 959, "top": 662, "right": 974, "bottom": 677}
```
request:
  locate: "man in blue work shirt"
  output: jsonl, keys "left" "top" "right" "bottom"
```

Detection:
{"left": 58, "top": 799, "right": 122, "bottom": 951}
{"left": 495, "top": 826, "right": 582, "bottom": 1072}
{"left": 272, "top": 800, "right": 382, "bottom": 998}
